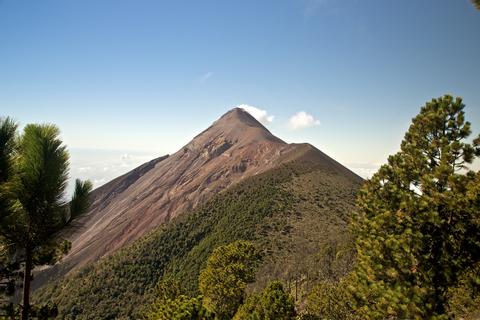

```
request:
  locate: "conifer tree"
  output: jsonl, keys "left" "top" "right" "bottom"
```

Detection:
{"left": 234, "top": 281, "right": 296, "bottom": 320}
{"left": 199, "top": 241, "right": 260, "bottom": 319}
{"left": 144, "top": 278, "right": 213, "bottom": 320}
{"left": 350, "top": 95, "right": 480, "bottom": 319}
{"left": 0, "top": 118, "right": 92, "bottom": 319}
{"left": 305, "top": 279, "right": 354, "bottom": 320}
{"left": 145, "top": 295, "right": 210, "bottom": 320}
{"left": 0, "top": 117, "right": 18, "bottom": 316}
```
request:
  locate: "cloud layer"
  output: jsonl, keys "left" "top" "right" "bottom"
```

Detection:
{"left": 67, "top": 149, "right": 157, "bottom": 197}
{"left": 237, "top": 104, "right": 274, "bottom": 125}
{"left": 288, "top": 111, "right": 320, "bottom": 130}
{"left": 345, "top": 162, "right": 382, "bottom": 179}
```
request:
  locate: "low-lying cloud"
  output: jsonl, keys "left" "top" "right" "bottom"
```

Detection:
{"left": 67, "top": 149, "right": 157, "bottom": 197}
{"left": 346, "top": 162, "right": 382, "bottom": 179}
{"left": 237, "top": 104, "right": 274, "bottom": 125}
{"left": 288, "top": 111, "right": 320, "bottom": 130}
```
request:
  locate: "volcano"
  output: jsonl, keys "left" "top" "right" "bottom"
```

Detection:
{"left": 38, "top": 108, "right": 361, "bottom": 283}
{"left": 34, "top": 108, "right": 363, "bottom": 318}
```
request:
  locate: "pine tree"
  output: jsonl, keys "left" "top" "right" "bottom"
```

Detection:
{"left": 305, "top": 278, "right": 354, "bottom": 320}
{"left": 145, "top": 295, "right": 210, "bottom": 320}
{"left": 234, "top": 281, "right": 296, "bottom": 320}
{"left": 350, "top": 95, "right": 480, "bottom": 319}
{"left": 0, "top": 118, "right": 92, "bottom": 319}
{"left": 0, "top": 117, "right": 18, "bottom": 317}
{"left": 144, "top": 279, "right": 212, "bottom": 320}
{"left": 198, "top": 241, "right": 260, "bottom": 319}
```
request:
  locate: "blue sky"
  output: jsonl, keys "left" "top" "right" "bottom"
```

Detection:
{"left": 1, "top": 0, "right": 479, "bottom": 189}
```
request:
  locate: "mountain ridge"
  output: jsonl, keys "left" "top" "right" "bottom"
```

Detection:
{"left": 34, "top": 108, "right": 361, "bottom": 290}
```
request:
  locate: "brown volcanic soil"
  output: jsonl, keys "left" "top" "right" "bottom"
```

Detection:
{"left": 36, "top": 108, "right": 361, "bottom": 285}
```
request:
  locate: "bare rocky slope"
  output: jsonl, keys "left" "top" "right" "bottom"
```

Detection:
{"left": 35, "top": 108, "right": 361, "bottom": 288}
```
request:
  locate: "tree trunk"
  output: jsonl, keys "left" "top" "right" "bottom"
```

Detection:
{"left": 430, "top": 225, "right": 447, "bottom": 317}
{"left": 295, "top": 277, "right": 298, "bottom": 301}
{"left": 21, "top": 247, "right": 32, "bottom": 320}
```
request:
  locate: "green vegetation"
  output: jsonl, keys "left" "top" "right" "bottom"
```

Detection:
{"left": 199, "top": 241, "right": 260, "bottom": 319}
{"left": 145, "top": 295, "right": 210, "bottom": 320}
{"left": 0, "top": 118, "right": 91, "bottom": 319}
{"left": 290, "top": 95, "right": 480, "bottom": 320}
{"left": 234, "top": 281, "right": 296, "bottom": 320}
{"left": 349, "top": 95, "right": 480, "bottom": 319}
{"left": 35, "top": 152, "right": 359, "bottom": 319}
{"left": 446, "top": 263, "right": 480, "bottom": 320}
{"left": 144, "top": 278, "right": 212, "bottom": 320}
{"left": 305, "top": 278, "right": 354, "bottom": 319}
{"left": 146, "top": 243, "right": 295, "bottom": 320}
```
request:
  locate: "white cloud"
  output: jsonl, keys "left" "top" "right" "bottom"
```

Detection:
{"left": 93, "top": 178, "right": 107, "bottom": 186}
{"left": 200, "top": 71, "right": 214, "bottom": 82}
{"left": 77, "top": 166, "right": 92, "bottom": 173}
{"left": 288, "top": 111, "right": 320, "bottom": 130}
{"left": 346, "top": 163, "right": 382, "bottom": 179}
{"left": 237, "top": 104, "right": 274, "bottom": 125}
